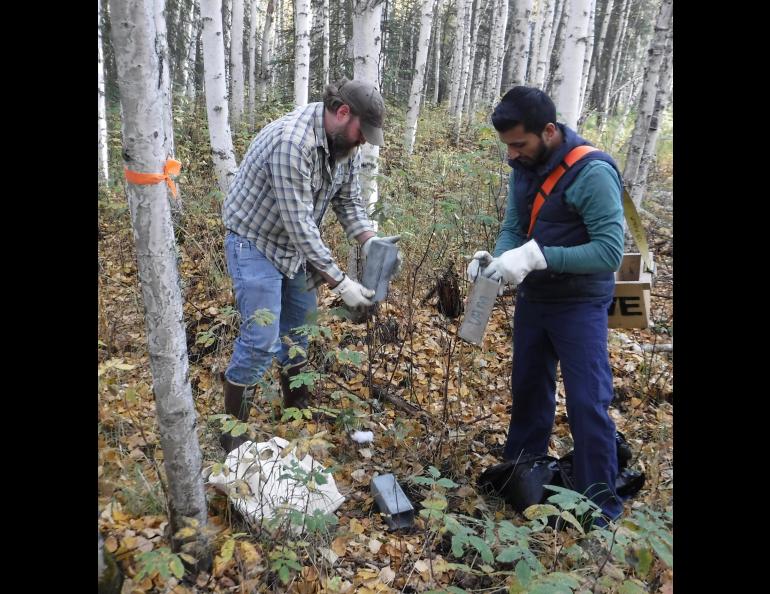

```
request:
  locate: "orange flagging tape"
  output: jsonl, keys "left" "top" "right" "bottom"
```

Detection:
{"left": 124, "top": 158, "right": 182, "bottom": 198}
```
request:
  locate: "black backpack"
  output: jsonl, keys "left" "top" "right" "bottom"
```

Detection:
{"left": 478, "top": 432, "right": 644, "bottom": 513}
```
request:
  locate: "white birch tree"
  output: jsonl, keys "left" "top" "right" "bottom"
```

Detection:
{"left": 432, "top": 0, "right": 443, "bottom": 104}
{"left": 109, "top": 0, "right": 210, "bottom": 567}
{"left": 484, "top": 0, "right": 509, "bottom": 103}
{"left": 448, "top": 0, "right": 468, "bottom": 115}
{"left": 403, "top": 0, "right": 435, "bottom": 155}
{"left": 583, "top": 0, "right": 613, "bottom": 114}
{"left": 322, "top": 0, "right": 330, "bottom": 87}
{"left": 577, "top": 0, "right": 597, "bottom": 119}
{"left": 201, "top": 0, "right": 239, "bottom": 192}
{"left": 294, "top": 0, "right": 313, "bottom": 106}
{"left": 631, "top": 30, "right": 672, "bottom": 207}
{"left": 184, "top": 3, "right": 201, "bottom": 101}
{"left": 598, "top": 0, "right": 630, "bottom": 130}
{"left": 462, "top": 0, "right": 486, "bottom": 121}
{"left": 178, "top": 0, "right": 199, "bottom": 101}
{"left": 98, "top": 0, "right": 109, "bottom": 183}
{"left": 352, "top": 0, "right": 384, "bottom": 218}
{"left": 533, "top": 0, "right": 555, "bottom": 88}
{"left": 526, "top": 0, "right": 543, "bottom": 86}
{"left": 551, "top": 0, "right": 591, "bottom": 128}
{"left": 248, "top": 0, "right": 259, "bottom": 127}
{"left": 505, "top": 0, "right": 533, "bottom": 90}
{"left": 154, "top": 0, "right": 175, "bottom": 160}
{"left": 230, "top": 0, "right": 245, "bottom": 125}
{"left": 623, "top": 0, "right": 673, "bottom": 206}
{"left": 257, "top": 0, "right": 275, "bottom": 102}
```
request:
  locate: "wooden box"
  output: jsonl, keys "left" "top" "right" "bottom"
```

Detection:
{"left": 608, "top": 253, "right": 653, "bottom": 329}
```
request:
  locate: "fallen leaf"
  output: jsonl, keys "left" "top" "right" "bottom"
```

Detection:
{"left": 331, "top": 536, "right": 347, "bottom": 557}
{"left": 104, "top": 535, "right": 118, "bottom": 553}
{"left": 368, "top": 539, "right": 382, "bottom": 554}
{"left": 379, "top": 565, "right": 396, "bottom": 584}
{"left": 349, "top": 518, "right": 365, "bottom": 534}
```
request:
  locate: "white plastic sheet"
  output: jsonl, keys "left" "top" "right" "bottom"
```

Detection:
{"left": 207, "top": 436, "right": 345, "bottom": 532}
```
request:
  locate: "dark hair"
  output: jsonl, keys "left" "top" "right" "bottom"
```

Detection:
{"left": 491, "top": 86, "right": 557, "bottom": 134}
{"left": 323, "top": 78, "right": 351, "bottom": 115}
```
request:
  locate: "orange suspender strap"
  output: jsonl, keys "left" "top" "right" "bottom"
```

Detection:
{"left": 527, "top": 145, "right": 599, "bottom": 238}
{"left": 124, "top": 158, "right": 182, "bottom": 199}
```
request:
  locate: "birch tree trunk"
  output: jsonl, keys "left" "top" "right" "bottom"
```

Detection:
{"left": 462, "top": 0, "right": 485, "bottom": 121}
{"left": 98, "top": 0, "right": 109, "bottom": 183}
{"left": 631, "top": 30, "right": 672, "bottom": 208}
{"left": 526, "top": 0, "right": 543, "bottom": 86}
{"left": 178, "top": 0, "right": 198, "bottom": 100}
{"left": 323, "top": 0, "right": 330, "bottom": 87}
{"left": 185, "top": 4, "right": 201, "bottom": 101}
{"left": 154, "top": 0, "right": 175, "bottom": 160}
{"left": 257, "top": 0, "right": 275, "bottom": 102}
{"left": 533, "top": 0, "right": 555, "bottom": 88}
{"left": 551, "top": 0, "right": 591, "bottom": 128}
{"left": 623, "top": 0, "right": 673, "bottom": 205}
{"left": 484, "top": 0, "right": 508, "bottom": 103}
{"left": 294, "top": 0, "right": 313, "bottom": 106}
{"left": 352, "top": 0, "right": 384, "bottom": 219}
{"left": 545, "top": 0, "right": 566, "bottom": 95}
{"left": 598, "top": 0, "right": 629, "bottom": 131}
{"left": 109, "top": 0, "right": 210, "bottom": 568}
{"left": 230, "top": 0, "right": 245, "bottom": 125}
{"left": 222, "top": 0, "right": 232, "bottom": 86}
{"left": 201, "top": 0, "right": 239, "bottom": 192}
{"left": 248, "top": 0, "right": 258, "bottom": 127}
{"left": 504, "top": 0, "right": 533, "bottom": 89}
{"left": 432, "top": 0, "right": 442, "bottom": 104}
{"left": 403, "top": 0, "right": 435, "bottom": 155}
{"left": 577, "top": 0, "right": 596, "bottom": 122}
{"left": 448, "top": 0, "right": 467, "bottom": 115}
{"left": 452, "top": 0, "right": 472, "bottom": 125}
{"left": 584, "top": 0, "right": 613, "bottom": 114}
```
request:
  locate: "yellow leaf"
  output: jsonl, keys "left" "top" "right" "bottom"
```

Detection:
{"left": 238, "top": 541, "right": 261, "bottom": 566}
{"left": 379, "top": 566, "right": 396, "bottom": 584}
{"left": 104, "top": 535, "right": 118, "bottom": 553}
{"left": 331, "top": 536, "right": 347, "bottom": 557}
{"left": 174, "top": 526, "right": 197, "bottom": 540}
{"left": 115, "top": 363, "right": 137, "bottom": 371}
{"left": 112, "top": 508, "right": 130, "bottom": 522}
{"left": 368, "top": 539, "right": 382, "bottom": 554}
{"left": 349, "top": 518, "right": 365, "bottom": 534}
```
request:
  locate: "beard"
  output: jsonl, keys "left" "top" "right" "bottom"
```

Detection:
{"left": 517, "top": 139, "right": 550, "bottom": 170}
{"left": 328, "top": 129, "right": 358, "bottom": 160}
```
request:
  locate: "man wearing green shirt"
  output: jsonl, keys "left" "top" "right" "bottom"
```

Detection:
{"left": 467, "top": 86, "right": 625, "bottom": 525}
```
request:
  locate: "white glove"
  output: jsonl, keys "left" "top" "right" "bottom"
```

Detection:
{"left": 483, "top": 240, "right": 547, "bottom": 286}
{"left": 362, "top": 235, "right": 403, "bottom": 276}
{"left": 466, "top": 250, "right": 494, "bottom": 282}
{"left": 331, "top": 275, "right": 375, "bottom": 308}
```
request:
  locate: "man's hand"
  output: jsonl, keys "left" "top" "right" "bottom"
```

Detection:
{"left": 331, "top": 275, "right": 375, "bottom": 308}
{"left": 483, "top": 240, "right": 547, "bottom": 285}
{"left": 466, "top": 250, "right": 494, "bottom": 282}
{"left": 362, "top": 235, "right": 403, "bottom": 276}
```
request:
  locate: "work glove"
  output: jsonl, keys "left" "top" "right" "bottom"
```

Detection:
{"left": 362, "top": 235, "right": 403, "bottom": 276}
{"left": 466, "top": 250, "right": 494, "bottom": 282}
{"left": 483, "top": 239, "right": 547, "bottom": 286}
{"left": 331, "top": 275, "right": 375, "bottom": 308}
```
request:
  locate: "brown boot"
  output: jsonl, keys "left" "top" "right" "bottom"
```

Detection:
{"left": 220, "top": 374, "right": 255, "bottom": 453}
{"left": 279, "top": 362, "right": 312, "bottom": 411}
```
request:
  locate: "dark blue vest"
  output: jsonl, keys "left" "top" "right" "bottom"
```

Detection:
{"left": 510, "top": 125, "right": 621, "bottom": 302}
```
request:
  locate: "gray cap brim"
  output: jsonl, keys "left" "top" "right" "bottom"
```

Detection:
{"left": 360, "top": 121, "right": 384, "bottom": 146}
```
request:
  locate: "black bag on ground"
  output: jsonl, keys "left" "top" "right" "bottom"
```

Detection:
{"left": 478, "top": 454, "right": 567, "bottom": 513}
{"left": 478, "top": 432, "right": 644, "bottom": 511}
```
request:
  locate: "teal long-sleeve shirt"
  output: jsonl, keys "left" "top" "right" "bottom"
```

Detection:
{"left": 493, "top": 160, "right": 624, "bottom": 274}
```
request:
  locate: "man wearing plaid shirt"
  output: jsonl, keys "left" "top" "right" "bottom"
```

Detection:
{"left": 219, "top": 78, "right": 401, "bottom": 452}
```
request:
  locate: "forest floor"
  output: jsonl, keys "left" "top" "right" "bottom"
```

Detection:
{"left": 98, "top": 112, "right": 673, "bottom": 594}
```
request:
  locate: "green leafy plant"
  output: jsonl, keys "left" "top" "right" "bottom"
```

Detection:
{"left": 269, "top": 544, "right": 302, "bottom": 585}
{"left": 134, "top": 546, "right": 186, "bottom": 582}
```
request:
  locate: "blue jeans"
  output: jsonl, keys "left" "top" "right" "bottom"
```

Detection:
{"left": 504, "top": 296, "right": 623, "bottom": 521}
{"left": 224, "top": 231, "right": 317, "bottom": 387}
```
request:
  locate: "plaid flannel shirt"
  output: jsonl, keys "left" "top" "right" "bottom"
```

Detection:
{"left": 223, "top": 102, "right": 375, "bottom": 289}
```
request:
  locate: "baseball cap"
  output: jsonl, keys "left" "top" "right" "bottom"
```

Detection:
{"left": 337, "top": 78, "right": 385, "bottom": 146}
